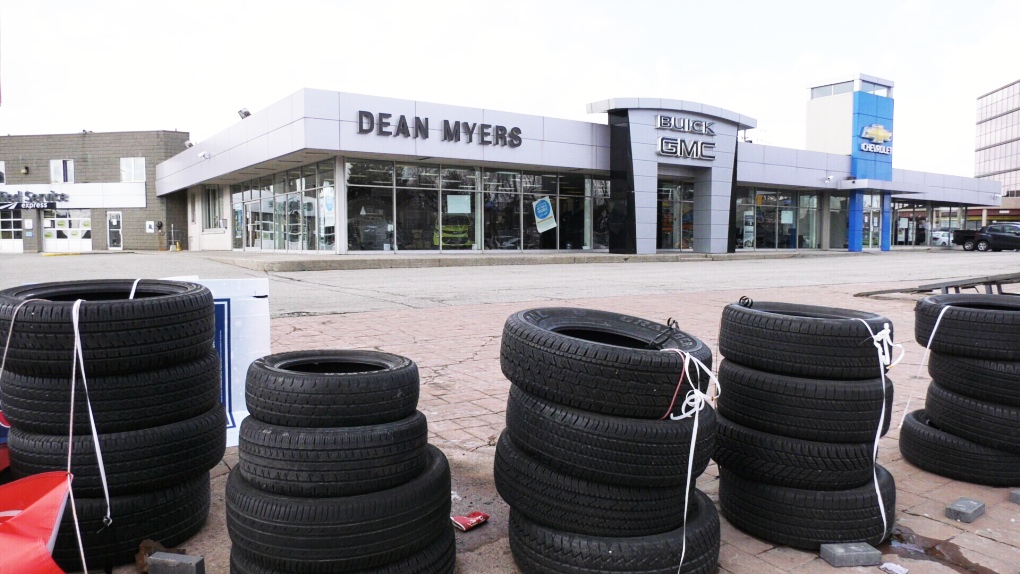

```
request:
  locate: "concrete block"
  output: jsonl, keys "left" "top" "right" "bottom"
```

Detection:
{"left": 820, "top": 542, "right": 882, "bottom": 567}
{"left": 945, "top": 498, "right": 985, "bottom": 522}
{"left": 148, "top": 552, "right": 205, "bottom": 574}
{"left": 1010, "top": 489, "right": 1020, "bottom": 504}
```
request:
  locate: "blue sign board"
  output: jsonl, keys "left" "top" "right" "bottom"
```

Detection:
{"left": 850, "top": 91, "right": 894, "bottom": 181}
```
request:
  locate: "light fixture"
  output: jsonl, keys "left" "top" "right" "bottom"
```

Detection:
{"left": 198, "top": 151, "right": 211, "bottom": 160}
{"left": 238, "top": 108, "right": 251, "bottom": 119}
{"left": 184, "top": 140, "right": 194, "bottom": 148}
{"left": 825, "top": 175, "right": 834, "bottom": 183}
{"left": 20, "top": 166, "right": 29, "bottom": 175}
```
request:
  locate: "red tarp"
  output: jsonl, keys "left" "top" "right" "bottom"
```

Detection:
{"left": 0, "top": 471, "right": 70, "bottom": 574}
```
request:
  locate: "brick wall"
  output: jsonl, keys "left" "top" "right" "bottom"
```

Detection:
{"left": 0, "top": 130, "right": 190, "bottom": 251}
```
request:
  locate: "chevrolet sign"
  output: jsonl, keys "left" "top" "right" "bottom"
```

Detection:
{"left": 860, "top": 124, "right": 892, "bottom": 155}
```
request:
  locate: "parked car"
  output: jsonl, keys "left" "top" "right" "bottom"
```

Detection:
{"left": 931, "top": 230, "right": 952, "bottom": 246}
{"left": 953, "top": 229, "right": 978, "bottom": 251}
{"left": 974, "top": 223, "right": 1020, "bottom": 252}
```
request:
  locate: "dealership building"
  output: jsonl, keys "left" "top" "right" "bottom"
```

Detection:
{"left": 1, "top": 74, "right": 1000, "bottom": 255}
{"left": 0, "top": 131, "right": 190, "bottom": 253}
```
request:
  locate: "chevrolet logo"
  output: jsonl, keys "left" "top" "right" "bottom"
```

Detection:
{"left": 861, "top": 124, "right": 892, "bottom": 144}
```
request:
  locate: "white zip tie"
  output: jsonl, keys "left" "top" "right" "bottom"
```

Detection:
{"left": 662, "top": 349, "right": 721, "bottom": 574}
{"left": 854, "top": 319, "right": 903, "bottom": 539}
{"left": 70, "top": 300, "right": 113, "bottom": 527}
{"left": 898, "top": 305, "right": 953, "bottom": 429}
{"left": 128, "top": 278, "right": 142, "bottom": 300}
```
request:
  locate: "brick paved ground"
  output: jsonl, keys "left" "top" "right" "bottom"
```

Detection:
{"left": 21, "top": 252, "right": 1014, "bottom": 574}
{"left": 229, "top": 279, "right": 1016, "bottom": 574}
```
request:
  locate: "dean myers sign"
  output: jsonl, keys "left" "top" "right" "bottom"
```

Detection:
{"left": 655, "top": 115, "right": 716, "bottom": 161}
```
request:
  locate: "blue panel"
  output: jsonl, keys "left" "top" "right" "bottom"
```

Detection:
{"left": 876, "top": 97, "right": 894, "bottom": 121}
{"left": 848, "top": 191, "right": 864, "bottom": 252}
{"left": 880, "top": 194, "right": 892, "bottom": 251}
{"left": 854, "top": 92, "right": 878, "bottom": 117}
{"left": 851, "top": 92, "right": 894, "bottom": 181}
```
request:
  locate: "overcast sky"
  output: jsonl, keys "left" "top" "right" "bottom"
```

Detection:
{"left": 1, "top": 1, "right": 1017, "bottom": 177}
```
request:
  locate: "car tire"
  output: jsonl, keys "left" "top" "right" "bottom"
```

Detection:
{"left": 237, "top": 411, "right": 429, "bottom": 497}
{"left": 712, "top": 414, "right": 874, "bottom": 491}
{"left": 718, "top": 301, "right": 892, "bottom": 380}
{"left": 245, "top": 350, "right": 420, "bottom": 427}
{"left": 229, "top": 526, "right": 456, "bottom": 574}
{"left": 925, "top": 382, "right": 1020, "bottom": 454}
{"left": 0, "top": 280, "right": 214, "bottom": 377}
{"left": 962, "top": 239, "right": 976, "bottom": 251}
{"left": 507, "top": 491, "right": 720, "bottom": 574}
{"left": 899, "top": 409, "right": 1020, "bottom": 486}
{"left": 715, "top": 360, "right": 892, "bottom": 443}
{"left": 928, "top": 352, "right": 1020, "bottom": 407}
{"left": 915, "top": 294, "right": 1020, "bottom": 361}
{"left": 718, "top": 465, "right": 895, "bottom": 550}
{"left": 505, "top": 385, "right": 715, "bottom": 488}
{"left": 976, "top": 240, "right": 991, "bottom": 252}
{"left": 494, "top": 431, "right": 687, "bottom": 537}
{"left": 8, "top": 406, "right": 226, "bottom": 496}
{"left": 500, "top": 308, "right": 713, "bottom": 419}
{"left": 0, "top": 350, "right": 221, "bottom": 434}
{"left": 226, "top": 445, "right": 451, "bottom": 573}
{"left": 52, "top": 473, "right": 210, "bottom": 571}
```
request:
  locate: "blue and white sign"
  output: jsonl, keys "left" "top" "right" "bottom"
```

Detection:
{"left": 533, "top": 196, "right": 556, "bottom": 233}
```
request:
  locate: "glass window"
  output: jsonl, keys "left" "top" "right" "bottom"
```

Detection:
{"left": 203, "top": 186, "right": 222, "bottom": 229}
{"left": 657, "top": 181, "right": 694, "bottom": 250}
{"left": 396, "top": 189, "right": 439, "bottom": 250}
{"left": 523, "top": 193, "right": 557, "bottom": 249}
{"left": 482, "top": 169, "right": 518, "bottom": 193}
{"left": 590, "top": 177, "right": 610, "bottom": 250}
{"left": 50, "top": 159, "right": 74, "bottom": 183}
{"left": 347, "top": 187, "right": 393, "bottom": 251}
{"left": 442, "top": 167, "right": 480, "bottom": 191}
{"left": 484, "top": 192, "right": 521, "bottom": 250}
{"left": 396, "top": 164, "right": 439, "bottom": 188}
{"left": 832, "top": 81, "right": 853, "bottom": 95}
{"left": 347, "top": 160, "right": 394, "bottom": 187}
{"left": 522, "top": 172, "right": 557, "bottom": 195}
{"left": 811, "top": 85, "right": 832, "bottom": 99}
{"left": 259, "top": 197, "right": 274, "bottom": 249}
{"left": 301, "top": 165, "right": 316, "bottom": 192}
{"left": 440, "top": 191, "right": 477, "bottom": 250}
{"left": 0, "top": 161, "right": 6, "bottom": 184}
{"left": 119, "top": 157, "right": 145, "bottom": 182}
{"left": 318, "top": 185, "right": 336, "bottom": 251}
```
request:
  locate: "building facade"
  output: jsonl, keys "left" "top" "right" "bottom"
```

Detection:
{"left": 0, "top": 131, "right": 190, "bottom": 253}
{"left": 155, "top": 86, "right": 998, "bottom": 256}
{"left": 975, "top": 79, "right": 1020, "bottom": 224}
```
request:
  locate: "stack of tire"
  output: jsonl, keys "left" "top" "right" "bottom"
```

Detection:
{"left": 227, "top": 350, "right": 455, "bottom": 574}
{"left": 900, "top": 294, "right": 1020, "bottom": 486}
{"left": 714, "top": 301, "right": 896, "bottom": 550}
{"left": 0, "top": 280, "right": 223, "bottom": 571}
{"left": 496, "top": 308, "right": 721, "bottom": 574}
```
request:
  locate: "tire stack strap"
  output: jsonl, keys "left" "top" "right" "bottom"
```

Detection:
{"left": 661, "top": 348, "right": 719, "bottom": 571}
{"left": 899, "top": 294, "right": 1020, "bottom": 486}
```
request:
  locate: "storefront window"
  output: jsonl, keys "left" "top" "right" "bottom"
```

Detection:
{"left": 396, "top": 188, "right": 439, "bottom": 250}
{"left": 440, "top": 191, "right": 479, "bottom": 250}
{"left": 347, "top": 186, "right": 394, "bottom": 251}
{"left": 829, "top": 196, "right": 849, "bottom": 249}
{"left": 656, "top": 181, "right": 694, "bottom": 250}
{"left": 484, "top": 192, "right": 521, "bottom": 249}
{"left": 523, "top": 193, "right": 557, "bottom": 249}
{"left": 735, "top": 188, "right": 756, "bottom": 249}
{"left": 559, "top": 174, "right": 586, "bottom": 250}
{"left": 347, "top": 160, "right": 394, "bottom": 187}
{"left": 797, "top": 194, "right": 820, "bottom": 249}
{"left": 589, "top": 178, "right": 610, "bottom": 249}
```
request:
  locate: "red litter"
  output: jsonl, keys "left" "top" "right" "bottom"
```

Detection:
{"left": 451, "top": 511, "right": 489, "bottom": 531}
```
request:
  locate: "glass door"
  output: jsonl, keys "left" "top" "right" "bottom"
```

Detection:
{"left": 108, "top": 211, "right": 123, "bottom": 250}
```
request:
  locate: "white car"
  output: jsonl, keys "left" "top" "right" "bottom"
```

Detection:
{"left": 931, "top": 231, "right": 952, "bottom": 246}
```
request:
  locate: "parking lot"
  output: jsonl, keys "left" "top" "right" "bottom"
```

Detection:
{"left": 3, "top": 249, "right": 1019, "bottom": 574}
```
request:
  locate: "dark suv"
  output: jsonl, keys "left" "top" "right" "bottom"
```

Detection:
{"left": 974, "top": 223, "right": 1020, "bottom": 252}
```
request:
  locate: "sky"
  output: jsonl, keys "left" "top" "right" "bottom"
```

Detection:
{"left": 1, "top": 0, "right": 1017, "bottom": 177}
